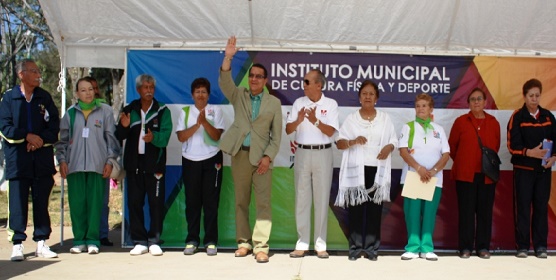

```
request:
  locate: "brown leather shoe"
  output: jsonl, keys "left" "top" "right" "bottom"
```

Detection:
{"left": 478, "top": 250, "right": 491, "bottom": 259}
{"left": 316, "top": 250, "right": 329, "bottom": 259}
{"left": 255, "top": 251, "right": 269, "bottom": 263}
{"left": 459, "top": 250, "right": 471, "bottom": 259}
{"left": 234, "top": 247, "right": 252, "bottom": 257}
{"left": 289, "top": 250, "right": 307, "bottom": 258}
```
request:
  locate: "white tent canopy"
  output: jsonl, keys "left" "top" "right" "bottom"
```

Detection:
{"left": 40, "top": 0, "right": 556, "bottom": 69}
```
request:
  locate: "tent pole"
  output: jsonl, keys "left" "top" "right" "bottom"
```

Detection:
{"left": 248, "top": 0, "right": 254, "bottom": 46}
{"left": 59, "top": 44, "right": 67, "bottom": 246}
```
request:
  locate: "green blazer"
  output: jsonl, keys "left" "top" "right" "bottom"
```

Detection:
{"left": 218, "top": 69, "right": 282, "bottom": 168}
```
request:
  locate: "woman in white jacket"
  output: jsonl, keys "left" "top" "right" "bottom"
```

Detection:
{"left": 335, "top": 80, "right": 398, "bottom": 261}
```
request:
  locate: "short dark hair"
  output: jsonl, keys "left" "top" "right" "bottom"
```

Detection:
{"left": 83, "top": 76, "right": 97, "bottom": 83}
{"left": 522, "top": 78, "right": 542, "bottom": 96}
{"left": 75, "top": 77, "right": 92, "bottom": 92}
{"left": 250, "top": 63, "right": 268, "bottom": 78}
{"left": 467, "top": 87, "right": 486, "bottom": 103}
{"left": 191, "top": 77, "right": 211, "bottom": 95}
{"left": 358, "top": 80, "right": 380, "bottom": 99}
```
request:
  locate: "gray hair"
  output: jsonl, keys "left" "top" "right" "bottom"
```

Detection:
{"left": 312, "top": 69, "right": 326, "bottom": 88}
{"left": 135, "top": 74, "right": 156, "bottom": 88}
{"left": 15, "top": 59, "right": 36, "bottom": 75}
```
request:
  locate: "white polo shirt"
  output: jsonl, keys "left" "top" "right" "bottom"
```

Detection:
{"left": 286, "top": 94, "right": 339, "bottom": 145}
{"left": 399, "top": 121, "right": 450, "bottom": 187}
{"left": 175, "top": 104, "right": 225, "bottom": 161}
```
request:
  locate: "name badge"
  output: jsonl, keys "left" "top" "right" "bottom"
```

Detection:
{"left": 82, "top": 128, "right": 89, "bottom": 138}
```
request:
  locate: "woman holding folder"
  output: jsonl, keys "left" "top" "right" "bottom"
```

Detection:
{"left": 507, "top": 78, "right": 556, "bottom": 259}
{"left": 335, "top": 80, "right": 398, "bottom": 261}
{"left": 398, "top": 93, "right": 450, "bottom": 261}
{"left": 448, "top": 88, "right": 500, "bottom": 259}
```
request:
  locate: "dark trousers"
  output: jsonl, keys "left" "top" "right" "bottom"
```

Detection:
{"left": 100, "top": 179, "right": 110, "bottom": 239}
{"left": 8, "top": 176, "right": 54, "bottom": 244}
{"left": 127, "top": 157, "right": 166, "bottom": 246}
{"left": 182, "top": 151, "right": 223, "bottom": 247}
{"left": 513, "top": 168, "right": 551, "bottom": 252}
{"left": 348, "top": 166, "right": 383, "bottom": 258}
{"left": 455, "top": 173, "right": 496, "bottom": 253}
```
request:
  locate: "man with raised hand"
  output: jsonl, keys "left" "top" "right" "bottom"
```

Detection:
{"left": 219, "top": 36, "right": 282, "bottom": 263}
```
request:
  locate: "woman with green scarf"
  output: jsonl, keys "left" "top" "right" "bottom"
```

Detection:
{"left": 55, "top": 78, "right": 120, "bottom": 255}
{"left": 398, "top": 93, "right": 450, "bottom": 261}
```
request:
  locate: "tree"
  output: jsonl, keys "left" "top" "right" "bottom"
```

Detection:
{"left": 1, "top": 0, "right": 124, "bottom": 116}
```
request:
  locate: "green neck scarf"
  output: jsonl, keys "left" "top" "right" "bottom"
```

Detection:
{"left": 78, "top": 98, "right": 106, "bottom": 110}
{"left": 415, "top": 116, "right": 433, "bottom": 133}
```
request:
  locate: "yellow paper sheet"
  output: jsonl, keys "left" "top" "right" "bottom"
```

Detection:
{"left": 401, "top": 171, "right": 438, "bottom": 201}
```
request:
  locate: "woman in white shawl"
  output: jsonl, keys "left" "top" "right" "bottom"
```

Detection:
{"left": 335, "top": 80, "right": 398, "bottom": 261}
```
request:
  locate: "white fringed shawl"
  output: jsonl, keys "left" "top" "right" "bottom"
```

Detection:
{"left": 334, "top": 110, "right": 394, "bottom": 208}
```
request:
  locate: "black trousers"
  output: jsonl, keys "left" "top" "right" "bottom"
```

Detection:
{"left": 513, "top": 168, "right": 551, "bottom": 252}
{"left": 127, "top": 156, "right": 166, "bottom": 246}
{"left": 348, "top": 166, "right": 383, "bottom": 258}
{"left": 455, "top": 173, "right": 496, "bottom": 253}
{"left": 182, "top": 151, "right": 223, "bottom": 247}
{"left": 8, "top": 176, "right": 54, "bottom": 244}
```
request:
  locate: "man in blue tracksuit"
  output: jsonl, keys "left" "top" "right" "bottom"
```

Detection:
{"left": 0, "top": 59, "right": 60, "bottom": 261}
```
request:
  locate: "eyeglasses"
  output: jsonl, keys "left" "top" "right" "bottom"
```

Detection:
{"left": 193, "top": 90, "right": 208, "bottom": 95}
{"left": 469, "top": 96, "right": 484, "bottom": 102}
{"left": 23, "top": 68, "right": 41, "bottom": 74}
{"left": 303, "top": 79, "right": 311, "bottom": 86}
{"left": 248, "top": 73, "right": 265, "bottom": 79}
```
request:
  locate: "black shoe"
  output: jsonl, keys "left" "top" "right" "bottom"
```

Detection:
{"left": 366, "top": 254, "right": 378, "bottom": 261}
{"left": 516, "top": 250, "right": 528, "bottom": 258}
{"left": 100, "top": 238, "right": 114, "bottom": 246}
{"left": 536, "top": 250, "right": 547, "bottom": 259}
{"left": 348, "top": 255, "right": 357, "bottom": 261}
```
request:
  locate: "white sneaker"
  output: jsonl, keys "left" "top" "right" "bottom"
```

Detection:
{"left": 149, "top": 244, "right": 163, "bottom": 256}
{"left": 70, "top": 244, "right": 87, "bottom": 254}
{"left": 401, "top": 251, "right": 419, "bottom": 260}
{"left": 11, "top": 244, "right": 25, "bottom": 262}
{"left": 87, "top": 244, "right": 99, "bottom": 254}
{"left": 420, "top": 252, "right": 438, "bottom": 261}
{"left": 35, "top": 240, "right": 58, "bottom": 258}
{"left": 130, "top": 244, "right": 148, "bottom": 256}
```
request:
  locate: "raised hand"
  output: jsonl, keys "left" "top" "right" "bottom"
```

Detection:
{"left": 225, "top": 36, "right": 239, "bottom": 58}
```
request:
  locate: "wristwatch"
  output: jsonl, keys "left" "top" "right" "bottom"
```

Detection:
{"left": 314, "top": 119, "right": 320, "bottom": 127}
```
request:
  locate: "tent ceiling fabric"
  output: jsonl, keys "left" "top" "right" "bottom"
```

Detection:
{"left": 39, "top": 0, "right": 556, "bottom": 69}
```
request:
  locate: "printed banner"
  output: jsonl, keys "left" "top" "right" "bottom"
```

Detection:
{"left": 124, "top": 49, "right": 556, "bottom": 250}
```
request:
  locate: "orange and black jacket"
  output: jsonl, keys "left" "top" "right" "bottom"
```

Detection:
{"left": 507, "top": 104, "right": 556, "bottom": 171}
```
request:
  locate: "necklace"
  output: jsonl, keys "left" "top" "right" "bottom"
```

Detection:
{"left": 474, "top": 117, "right": 485, "bottom": 131}
{"left": 360, "top": 110, "right": 376, "bottom": 121}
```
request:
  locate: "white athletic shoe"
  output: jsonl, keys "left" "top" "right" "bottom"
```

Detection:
{"left": 420, "top": 252, "right": 438, "bottom": 261}
{"left": 35, "top": 240, "right": 58, "bottom": 258}
{"left": 70, "top": 244, "right": 87, "bottom": 254}
{"left": 401, "top": 251, "right": 419, "bottom": 260}
{"left": 130, "top": 244, "right": 148, "bottom": 256}
{"left": 149, "top": 244, "right": 163, "bottom": 256}
{"left": 11, "top": 244, "right": 25, "bottom": 261}
{"left": 87, "top": 244, "right": 99, "bottom": 254}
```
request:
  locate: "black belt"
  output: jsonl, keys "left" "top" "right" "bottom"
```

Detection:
{"left": 240, "top": 146, "right": 250, "bottom": 151}
{"left": 298, "top": 143, "right": 332, "bottom": 150}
